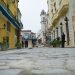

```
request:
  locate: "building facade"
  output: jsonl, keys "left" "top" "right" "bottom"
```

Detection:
{"left": 40, "top": 10, "right": 48, "bottom": 45}
{"left": 21, "top": 30, "right": 37, "bottom": 48}
{"left": 0, "top": 0, "right": 23, "bottom": 50}
{"left": 37, "top": 29, "right": 42, "bottom": 45}
{"left": 47, "top": 0, "right": 75, "bottom": 47}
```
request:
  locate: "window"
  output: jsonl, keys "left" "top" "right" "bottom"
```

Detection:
{"left": 60, "top": 26, "right": 63, "bottom": 39}
{"left": 74, "top": 32, "right": 75, "bottom": 45}
{"left": 3, "top": 37, "right": 6, "bottom": 43}
{"left": 64, "top": 17, "right": 69, "bottom": 45}
{"left": 54, "top": 2, "right": 56, "bottom": 12}
{"left": 7, "top": 21, "right": 10, "bottom": 32}
{"left": 59, "top": 0, "right": 62, "bottom": 6}
{"left": 65, "top": 22, "right": 69, "bottom": 45}
{"left": 12, "top": 0, "right": 15, "bottom": 3}
{"left": 54, "top": 30, "right": 55, "bottom": 39}
{"left": 51, "top": 9, "right": 53, "bottom": 13}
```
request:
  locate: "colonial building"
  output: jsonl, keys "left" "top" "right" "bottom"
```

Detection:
{"left": 21, "top": 30, "right": 37, "bottom": 48}
{"left": 47, "top": 0, "right": 75, "bottom": 47}
{"left": 40, "top": 10, "right": 48, "bottom": 45}
{"left": 37, "top": 29, "right": 42, "bottom": 45}
{"left": 0, "top": 0, "right": 23, "bottom": 50}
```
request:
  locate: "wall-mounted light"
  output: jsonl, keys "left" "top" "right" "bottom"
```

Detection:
{"left": 64, "top": 16, "right": 69, "bottom": 22}
{"left": 60, "top": 22, "right": 63, "bottom": 26}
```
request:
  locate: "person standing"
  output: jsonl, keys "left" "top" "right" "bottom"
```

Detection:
{"left": 61, "top": 32, "right": 65, "bottom": 48}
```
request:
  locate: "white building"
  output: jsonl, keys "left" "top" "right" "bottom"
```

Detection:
{"left": 40, "top": 10, "right": 48, "bottom": 44}
{"left": 47, "top": 0, "right": 75, "bottom": 47}
{"left": 21, "top": 30, "right": 36, "bottom": 48}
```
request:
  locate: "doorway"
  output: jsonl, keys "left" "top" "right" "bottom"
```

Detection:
{"left": 25, "top": 41, "right": 28, "bottom": 48}
{"left": 74, "top": 32, "right": 75, "bottom": 46}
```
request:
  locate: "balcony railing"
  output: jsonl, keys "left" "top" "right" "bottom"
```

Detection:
{"left": 0, "top": 0, "right": 14, "bottom": 17}
{"left": 58, "top": 0, "right": 69, "bottom": 16}
{"left": 51, "top": 0, "right": 68, "bottom": 25}
{"left": 52, "top": 10, "right": 59, "bottom": 25}
{"left": 0, "top": 0, "right": 22, "bottom": 29}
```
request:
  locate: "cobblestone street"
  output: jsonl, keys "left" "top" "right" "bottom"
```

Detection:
{"left": 0, "top": 47, "right": 75, "bottom": 75}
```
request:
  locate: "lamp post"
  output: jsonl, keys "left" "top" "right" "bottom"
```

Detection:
{"left": 60, "top": 22, "right": 65, "bottom": 48}
{"left": 60, "top": 22, "right": 63, "bottom": 39}
{"left": 56, "top": 27, "right": 58, "bottom": 38}
{"left": 64, "top": 16, "right": 69, "bottom": 45}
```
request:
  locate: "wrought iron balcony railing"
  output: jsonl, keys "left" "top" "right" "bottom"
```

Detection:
{"left": 0, "top": 0, "right": 23, "bottom": 29}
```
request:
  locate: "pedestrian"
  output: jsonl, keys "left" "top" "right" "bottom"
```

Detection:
{"left": 61, "top": 32, "right": 65, "bottom": 48}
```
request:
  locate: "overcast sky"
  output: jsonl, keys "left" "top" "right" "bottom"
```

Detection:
{"left": 18, "top": 0, "right": 48, "bottom": 33}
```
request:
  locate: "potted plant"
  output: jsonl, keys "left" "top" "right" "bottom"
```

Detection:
{"left": 0, "top": 42, "right": 3, "bottom": 51}
{"left": 49, "top": 38, "right": 61, "bottom": 47}
{"left": 52, "top": 39, "right": 57, "bottom": 47}
{"left": 15, "top": 41, "right": 21, "bottom": 49}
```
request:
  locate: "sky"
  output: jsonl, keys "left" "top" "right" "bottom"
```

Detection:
{"left": 18, "top": 0, "right": 48, "bottom": 33}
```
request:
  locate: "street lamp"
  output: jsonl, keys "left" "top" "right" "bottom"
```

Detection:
{"left": 60, "top": 22, "right": 63, "bottom": 38}
{"left": 56, "top": 27, "right": 58, "bottom": 38}
{"left": 64, "top": 16, "right": 69, "bottom": 22}
{"left": 64, "top": 16, "right": 69, "bottom": 45}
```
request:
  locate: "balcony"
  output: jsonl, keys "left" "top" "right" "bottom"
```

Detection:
{"left": 52, "top": 10, "right": 59, "bottom": 25}
{"left": 51, "top": 0, "right": 69, "bottom": 25}
{"left": 58, "top": 0, "right": 69, "bottom": 16}
{"left": 0, "top": 0, "right": 23, "bottom": 30}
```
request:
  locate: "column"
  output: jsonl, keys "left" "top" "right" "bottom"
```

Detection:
{"left": 28, "top": 40, "right": 32, "bottom": 48}
{"left": 64, "top": 16, "right": 69, "bottom": 45}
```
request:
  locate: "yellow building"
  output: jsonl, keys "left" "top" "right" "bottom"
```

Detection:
{"left": 0, "top": 0, "right": 23, "bottom": 50}
{"left": 47, "top": 0, "right": 75, "bottom": 47}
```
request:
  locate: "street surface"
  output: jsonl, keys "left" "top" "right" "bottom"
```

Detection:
{"left": 0, "top": 47, "right": 75, "bottom": 75}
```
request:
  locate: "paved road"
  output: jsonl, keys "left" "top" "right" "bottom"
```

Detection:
{"left": 0, "top": 47, "right": 75, "bottom": 75}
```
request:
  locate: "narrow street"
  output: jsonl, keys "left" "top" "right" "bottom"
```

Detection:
{"left": 0, "top": 47, "right": 75, "bottom": 75}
